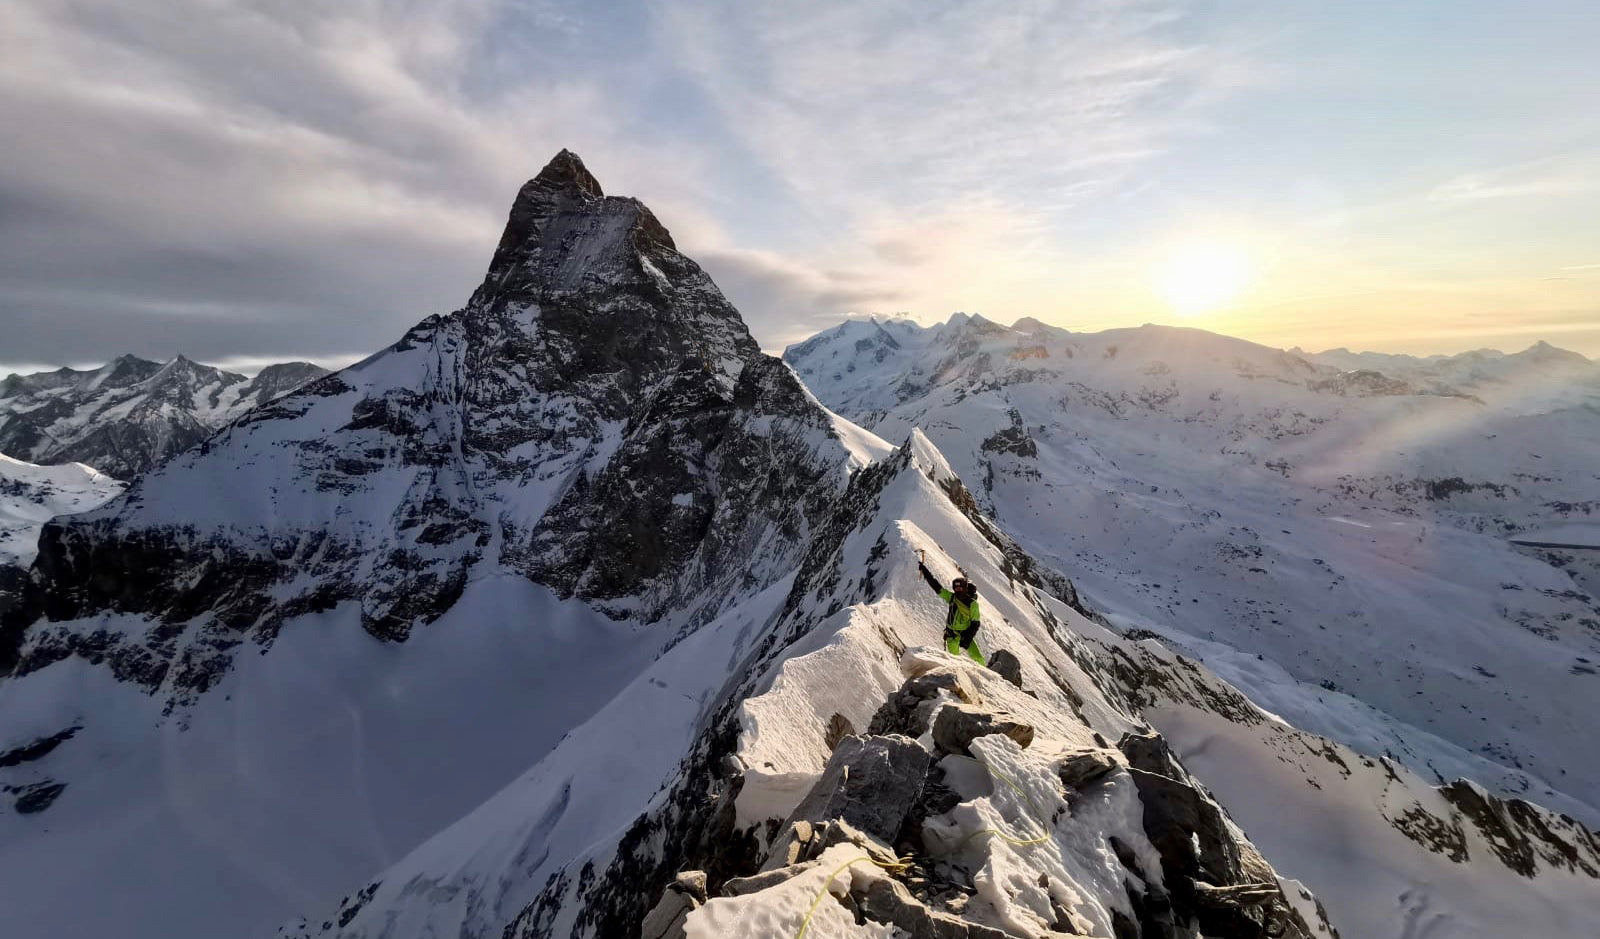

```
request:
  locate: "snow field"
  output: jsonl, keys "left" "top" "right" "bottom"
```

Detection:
{"left": 1129, "top": 638, "right": 1600, "bottom": 939}
{"left": 0, "top": 453, "right": 123, "bottom": 564}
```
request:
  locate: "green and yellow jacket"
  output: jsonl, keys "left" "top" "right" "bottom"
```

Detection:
{"left": 919, "top": 563, "right": 980, "bottom": 633}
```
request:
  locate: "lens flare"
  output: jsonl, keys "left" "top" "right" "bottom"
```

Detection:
{"left": 1157, "top": 245, "right": 1251, "bottom": 317}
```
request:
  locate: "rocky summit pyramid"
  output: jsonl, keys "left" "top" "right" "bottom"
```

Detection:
{"left": 8, "top": 150, "right": 871, "bottom": 687}
{"left": 1, "top": 154, "right": 1596, "bottom": 939}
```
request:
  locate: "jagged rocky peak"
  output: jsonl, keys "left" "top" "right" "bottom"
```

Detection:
{"left": 12, "top": 147, "right": 878, "bottom": 689}
{"left": 481, "top": 149, "right": 610, "bottom": 284}
{"left": 478, "top": 148, "right": 673, "bottom": 300}
{"left": 468, "top": 149, "right": 759, "bottom": 396}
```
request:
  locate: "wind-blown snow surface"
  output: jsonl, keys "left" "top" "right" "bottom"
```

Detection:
{"left": 786, "top": 316, "right": 1600, "bottom": 825}
{"left": 0, "top": 454, "right": 122, "bottom": 565}
{"left": 0, "top": 356, "right": 328, "bottom": 479}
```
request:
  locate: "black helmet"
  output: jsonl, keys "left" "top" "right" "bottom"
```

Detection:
{"left": 952, "top": 577, "right": 977, "bottom": 596}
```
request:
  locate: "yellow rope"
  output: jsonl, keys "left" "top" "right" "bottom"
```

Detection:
{"left": 947, "top": 752, "right": 1054, "bottom": 850}
{"left": 790, "top": 752, "right": 1053, "bottom": 939}
{"left": 794, "top": 854, "right": 909, "bottom": 939}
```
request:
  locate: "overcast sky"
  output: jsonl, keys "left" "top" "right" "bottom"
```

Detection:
{"left": 3, "top": 0, "right": 1599, "bottom": 376}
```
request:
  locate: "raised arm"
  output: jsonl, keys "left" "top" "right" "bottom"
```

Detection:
{"left": 918, "top": 561, "right": 945, "bottom": 596}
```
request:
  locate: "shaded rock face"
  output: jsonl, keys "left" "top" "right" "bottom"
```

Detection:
{"left": 513, "top": 355, "right": 843, "bottom": 622}
{"left": 978, "top": 408, "right": 1037, "bottom": 458}
{"left": 1118, "top": 732, "right": 1318, "bottom": 939}
{"left": 1440, "top": 780, "right": 1600, "bottom": 878}
{"left": 0, "top": 355, "right": 329, "bottom": 479}
{"left": 638, "top": 871, "right": 704, "bottom": 939}
{"left": 770, "top": 734, "right": 930, "bottom": 862}
{"left": 8, "top": 150, "right": 857, "bottom": 696}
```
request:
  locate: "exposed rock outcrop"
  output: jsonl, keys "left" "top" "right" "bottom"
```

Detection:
{"left": 986, "top": 648, "right": 1024, "bottom": 688}
{"left": 931, "top": 702, "right": 1035, "bottom": 756}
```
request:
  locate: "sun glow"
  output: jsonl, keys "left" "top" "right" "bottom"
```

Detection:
{"left": 1157, "top": 244, "right": 1252, "bottom": 317}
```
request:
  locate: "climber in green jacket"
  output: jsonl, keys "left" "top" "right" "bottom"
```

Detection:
{"left": 917, "top": 549, "right": 985, "bottom": 665}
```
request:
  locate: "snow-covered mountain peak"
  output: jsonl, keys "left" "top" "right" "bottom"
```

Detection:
{"left": 1300, "top": 338, "right": 1599, "bottom": 410}
{"left": 0, "top": 153, "right": 912, "bottom": 939}
{"left": 0, "top": 454, "right": 122, "bottom": 568}
{"left": 8, "top": 151, "right": 871, "bottom": 692}
{"left": 1010, "top": 315, "right": 1057, "bottom": 335}
{"left": 1512, "top": 338, "right": 1591, "bottom": 366}
{"left": 0, "top": 355, "right": 329, "bottom": 478}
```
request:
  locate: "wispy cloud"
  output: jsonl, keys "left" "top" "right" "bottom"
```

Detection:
{"left": 1429, "top": 153, "right": 1600, "bottom": 203}
{"left": 4, "top": 0, "right": 1596, "bottom": 365}
{"left": 656, "top": 1, "right": 1246, "bottom": 223}
{"left": 0, "top": 0, "right": 714, "bottom": 364}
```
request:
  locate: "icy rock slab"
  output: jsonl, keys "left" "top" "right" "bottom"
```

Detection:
{"left": 853, "top": 876, "right": 1014, "bottom": 939}
{"left": 760, "top": 734, "right": 930, "bottom": 873}
{"left": 1055, "top": 747, "right": 1122, "bottom": 793}
{"left": 986, "top": 649, "right": 1024, "bottom": 689}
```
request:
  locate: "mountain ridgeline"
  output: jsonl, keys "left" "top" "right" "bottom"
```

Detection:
{"left": 0, "top": 152, "right": 1596, "bottom": 939}
{"left": 0, "top": 355, "right": 328, "bottom": 479}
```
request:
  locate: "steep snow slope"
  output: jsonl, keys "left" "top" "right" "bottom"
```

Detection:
{"left": 0, "top": 151, "right": 888, "bottom": 939}
{"left": 0, "top": 579, "right": 668, "bottom": 935}
{"left": 786, "top": 316, "right": 1600, "bottom": 825}
{"left": 0, "top": 356, "right": 328, "bottom": 479}
{"left": 0, "top": 454, "right": 122, "bottom": 566}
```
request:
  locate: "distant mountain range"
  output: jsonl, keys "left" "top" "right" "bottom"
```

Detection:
{"left": 0, "top": 355, "right": 328, "bottom": 479}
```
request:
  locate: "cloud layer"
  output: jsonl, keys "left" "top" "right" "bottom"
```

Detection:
{"left": 3, "top": 0, "right": 1598, "bottom": 370}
